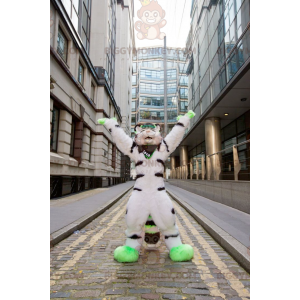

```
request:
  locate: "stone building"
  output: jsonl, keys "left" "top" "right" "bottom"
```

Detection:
{"left": 50, "top": 0, "right": 135, "bottom": 198}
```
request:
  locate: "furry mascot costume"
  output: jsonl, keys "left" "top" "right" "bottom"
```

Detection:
{"left": 98, "top": 110, "right": 195, "bottom": 262}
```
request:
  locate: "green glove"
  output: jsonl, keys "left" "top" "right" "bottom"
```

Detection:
{"left": 176, "top": 115, "right": 183, "bottom": 121}
{"left": 111, "top": 117, "right": 117, "bottom": 121}
{"left": 186, "top": 110, "right": 195, "bottom": 119}
{"left": 98, "top": 118, "right": 107, "bottom": 125}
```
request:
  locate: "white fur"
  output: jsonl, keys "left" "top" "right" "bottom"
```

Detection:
{"left": 104, "top": 115, "right": 191, "bottom": 251}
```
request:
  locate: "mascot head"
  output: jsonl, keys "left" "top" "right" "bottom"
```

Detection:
{"left": 134, "top": 123, "right": 162, "bottom": 146}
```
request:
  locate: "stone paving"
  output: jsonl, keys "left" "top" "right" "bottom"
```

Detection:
{"left": 50, "top": 190, "right": 250, "bottom": 300}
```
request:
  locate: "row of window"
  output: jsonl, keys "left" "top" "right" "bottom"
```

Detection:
{"left": 139, "top": 110, "right": 178, "bottom": 122}
{"left": 131, "top": 98, "right": 187, "bottom": 114}
{"left": 50, "top": 107, "right": 93, "bottom": 162}
{"left": 140, "top": 69, "right": 177, "bottom": 81}
{"left": 139, "top": 82, "right": 178, "bottom": 95}
{"left": 134, "top": 48, "right": 187, "bottom": 61}
{"left": 132, "top": 61, "right": 188, "bottom": 73}
{"left": 57, "top": 26, "right": 96, "bottom": 103}
{"left": 51, "top": 106, "right": 120, "bottom": 169}
{"left": 132, "top": 86, "right": 188, "bottom": 99}
{"left": 190, "top": 27, "right": 249, "bottom": 115}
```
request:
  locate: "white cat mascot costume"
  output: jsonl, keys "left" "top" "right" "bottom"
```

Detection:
{"left": 98, "top": 110, "right": 195, "bottom": 262}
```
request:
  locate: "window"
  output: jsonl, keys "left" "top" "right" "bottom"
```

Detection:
{"left": 57, "top": 27, "right": 68, "bottom": 63}
{"left": 81, "top": 0, "right": 91, "bottom": 53}
{"left": 106, "top": 0, "right": 116, "bottom": 94}
{"left": 131, "top": 101, "right": 136, "bottom": 112}
{"left": 112, "top": 144, "right": 116, "bottom": 169}
{"left": 71, "top": 0, "right": 79, "bottom": 30}
{"left": 180, "top": 88, "right": 188, "bottom": 99}
{"left": 70, "top": 121, "right": 76, "bottom": 157}
{"left": 133, "top": 62, "right": 137, "bottom": 73}
{"left": 132, "top": 87, "right": 137, "bottom": 98}
{"left": 132, "top": 75, "right": 137, "bottom": 85}
{"left": 50, "top": 107, "right": 59, "bottom": 151}
{"left": 89, "top": 134, "right": 92, "bottom": 162}
{"left": 180, "top": 101, "right": 188, "bottom": 112}
{"left": 131, "top": 114, "right": 136, "bottom": 125}
{"left": 91, "top": 82, "right": 95, "bottom": 102}
{"left": 167, "top": 110, "right": 177, "bottom": 122}
{"left": 78, "top": 61, "right": 84, "bottom": 85}
{"left": 179, "top": 76, "right": 188, "bottom": 86}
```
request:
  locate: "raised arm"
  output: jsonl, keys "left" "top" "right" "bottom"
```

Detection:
{"left": 161, "top": 111, "right": 195, "bottom": 158}
{"left": 98, "top": 118, "right": 136, "bottom": 160}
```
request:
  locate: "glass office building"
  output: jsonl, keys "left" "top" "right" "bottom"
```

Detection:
{"left": 131, "top": 47, "right": 189, "bottom": 138}
{"left": 171, "top": 0, "right": 250, "bottom": 181}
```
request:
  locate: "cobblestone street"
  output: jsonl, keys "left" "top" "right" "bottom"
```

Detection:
{"left": 50, "top": 190, "right": 250, "bottom": 300}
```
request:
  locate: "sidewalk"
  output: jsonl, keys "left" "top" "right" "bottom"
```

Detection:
{"left": 51, "top": 189, "right": 250, "bottom": 299}
{"left": 50, "top": 181, "right": 134, "bottom": 245}
{"left": 166, "top": 182, "right": 250, "bottom": 271}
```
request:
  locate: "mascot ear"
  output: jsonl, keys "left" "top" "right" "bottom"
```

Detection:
{"left": 134, "top": 124, "right": 143, "bottom": 133}
{"left": 154, "top": 124, "right": 161, "bottom": 132}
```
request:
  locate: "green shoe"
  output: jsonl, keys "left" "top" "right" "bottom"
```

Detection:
{"left": 114, "top": 245, "right": 139, "bottom": 263}
{"left": 169, "top": 244, "right": 194, "bottom": 262}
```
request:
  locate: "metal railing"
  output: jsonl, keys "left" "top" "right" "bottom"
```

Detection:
{"left": 170, "top": 140, "right": 250, "bottom": 181}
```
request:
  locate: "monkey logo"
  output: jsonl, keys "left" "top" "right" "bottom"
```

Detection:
{"left": 135, "top": 0, "right": 167, "bottom": 40}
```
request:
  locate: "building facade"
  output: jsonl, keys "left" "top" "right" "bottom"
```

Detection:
{"left": 50, "top": 0, "right": 135, "bottom": 198}
{"left": 171, "top": 0, "right": 250, "bottom": 181}
{"left": 130, "top": 47, "right": 189, "bottom": 176}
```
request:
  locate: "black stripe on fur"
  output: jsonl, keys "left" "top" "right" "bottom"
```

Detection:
{"left": 176, "top": 122, "right": 185, "bottom": 127}
{"left": 136, "top": 174, "right": 145, "bottom": 179}
{"left": 136, "top": 160, "right": 143, "bottom": 167}
{"left": 115, "top": 125, "right": 120, "bottom": 128}
{"left": 129, "top": 234, "right": 142, "bottom": 239}
{"left": 171, "top": 208, "right": 175, "bottom": 214}
{"left": 130, "top": 141, "right": 137, "bottom": 153}
{"left": 155, "top": 173, "right": 164, "bottom": 177}
{"left": 164, "top": 233, "right": 179, "bottom": 239}
{"left": 157, "top": 159, "right": 165, "bottom": 167}
{"left": 133, "top": 188, "right": 142, "bottom": 191}
{"left": 163, "top": 139, "right": 170, "bottom": 152}
{"left": 158, "top": 187, "right": 165, "bottom": 191}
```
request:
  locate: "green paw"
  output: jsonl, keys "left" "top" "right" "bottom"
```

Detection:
{"left": 176, "top": 115, "right": 184, "bottom": 121}
{"left": 170, "top": 244, "right": 194, "bottom": 262}
{"left": 186, "top": 110, "right": 195, "bottom": 119}
{"left": 97, "top": 118, "right": 107, "bottom": 125}
{"left": 114, "top": 246, "right": 139, "bottom": 263}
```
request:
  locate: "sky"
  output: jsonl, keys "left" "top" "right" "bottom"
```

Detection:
{"left": 133, "top": 0, "right": 192, "bottom": 49}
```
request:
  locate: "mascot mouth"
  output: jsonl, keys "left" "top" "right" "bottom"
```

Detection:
{"left": 147, "top": 18, "right": 156, "bottom": 23}
{"left": 145, "top": 136, "right": 153, "bottom": 142}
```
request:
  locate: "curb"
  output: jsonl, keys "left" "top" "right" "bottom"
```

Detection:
{"left": 167, "top": 190, "right": 250, "bottom": 273}
{"left": 50, "top": 186, "right": 133, "bottom": 248}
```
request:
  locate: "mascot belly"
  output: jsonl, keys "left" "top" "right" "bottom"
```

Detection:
{"left": 98, "top": 111, "right": 196, "bottom": 262}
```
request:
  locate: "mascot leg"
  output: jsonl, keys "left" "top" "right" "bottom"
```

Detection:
{"left": 150, "top": 191, "right": 194, "bottom": 262}
{"left": 114, "top": 192, "right": 149, "bottom": 263}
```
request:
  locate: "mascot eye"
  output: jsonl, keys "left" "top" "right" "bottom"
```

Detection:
{"left": 145, "top": 12, "right": 149, "bottom": 17}
{"left": 141, "top": 124, "right": 156, "bottom": 131}
{"left": 154, "top": 12, "right": 158, "bottom": 17}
